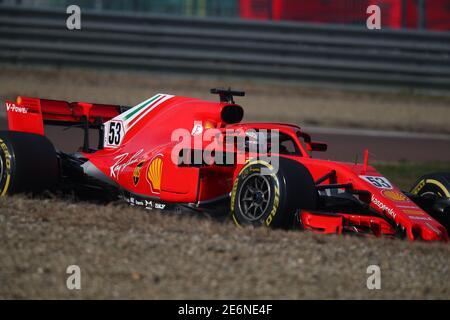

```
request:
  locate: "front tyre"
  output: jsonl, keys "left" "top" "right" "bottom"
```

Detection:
{"left": 410, "top": 172, "right": 450, "bottom": 231}
{"left": 0, "top": 131, "right": 58, "bottom": 195}
{"left": 411, "top": 173, "right": 450, "bottom": 199}
{"left": 230, "top": 158, "right": 318, "bottom": 229}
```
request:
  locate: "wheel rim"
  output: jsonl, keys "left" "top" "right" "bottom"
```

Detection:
{"left": 420, "top": 186, "right": 448, "bottom": 199}
{"left": 422, "top": 191, "right": 439, "bottom": 198}
{"left": 238, "top": 173, "right": 271, "bottom": 221}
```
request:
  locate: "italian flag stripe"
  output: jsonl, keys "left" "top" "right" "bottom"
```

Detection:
{"left": 127, "top": 94, "right": 167, "bottom": 128}
{"left": 109, "top": 93, "right": 173, "bottom": 133}
{"left": 121, "top": 94, "right": 162, "bottom": 122}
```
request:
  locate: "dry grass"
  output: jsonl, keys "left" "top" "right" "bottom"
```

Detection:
{"left": 0, "top": 196, "right": 449, "bottom": 299}
{"left": 1, "top": 64, "right": 450, "bottom": 133}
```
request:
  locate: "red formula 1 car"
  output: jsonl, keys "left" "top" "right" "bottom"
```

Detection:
{"left": 1, "top": 89, "right": 449, "bottom": 241}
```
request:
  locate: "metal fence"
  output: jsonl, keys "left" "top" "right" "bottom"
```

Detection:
{"left": 1, "top": 0, "right": 448, "bottom": 31}
{"left": 1, "top": 5, "right": 450, "bottom": 93}
{"left": 1, "top": 0, "right": 239, "bottom": 17}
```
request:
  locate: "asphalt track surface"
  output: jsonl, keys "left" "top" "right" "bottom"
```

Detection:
{"left": 305, "top": 127, "right": 450, "bottom": 163}
{"left": 0, "top": 118, "right": 448, "bottom": 162}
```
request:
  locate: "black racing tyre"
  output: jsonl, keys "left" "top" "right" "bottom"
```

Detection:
{"left": 0, "top": 131, "right": 59, "bottom": 195}
{"left": 410, "top": 172, "right": 450, "bottom": 199}
{"left": 230, "top": 157, "right": 318, "bottom": 229}
{"left": 410, "top": 172, "right": 450, "bottom": 230}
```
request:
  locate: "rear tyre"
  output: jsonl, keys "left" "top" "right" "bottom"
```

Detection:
{"left": 230, "top": 157, "right": 318, "bottom": 229}
{"left": 0, "top": 131, "right": 59, "bottom": 195}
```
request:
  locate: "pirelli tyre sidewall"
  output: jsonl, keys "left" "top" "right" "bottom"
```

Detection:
{"left": 0, "top": 138, "right": 13, "bottom": 195}
{"left": 411, "top": 173, "right": 450, "bottom": 199}
{"left": 411, "top": 172, "right": 450, "bottom": 231}
{"left": 230, "top": 158, "right": 318, "bottom": 229}
{"left": 0, "top": 131, "right": 58, "bottom": 195}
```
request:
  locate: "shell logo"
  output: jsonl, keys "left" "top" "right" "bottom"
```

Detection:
{"left": 147, "top": 156, "right": 163, "bottom": 192}
{"left": 382, "top": 190, "right": 408, "bottom": 202}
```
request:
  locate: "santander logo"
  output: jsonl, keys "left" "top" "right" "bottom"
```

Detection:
{"left": 371, "top": 194, "right": 397, "bottom": 219}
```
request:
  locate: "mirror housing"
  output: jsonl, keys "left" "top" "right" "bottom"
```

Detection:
{"left": 306, "top": 141, "right": 327, "bottom": 152}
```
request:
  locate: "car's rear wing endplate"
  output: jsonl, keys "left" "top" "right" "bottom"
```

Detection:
{"left": 5, "top": 96, "right": 130, "bottom": 151}
{"left": 6, "top": 97, "right": 129, "bottom": 134}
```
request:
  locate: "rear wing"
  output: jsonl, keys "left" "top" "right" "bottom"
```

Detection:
{"left": 5, "top": 96, "right": 130, "bottom": 151}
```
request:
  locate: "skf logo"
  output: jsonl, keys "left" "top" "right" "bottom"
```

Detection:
{"left": 133, "top": 161, "right": 145, "bottom": 186}
{"left": 147, "top": 156, "right": 163, "bottom": 192}
{"left": 6, "top": 102, "right": 28, "bottom": 114}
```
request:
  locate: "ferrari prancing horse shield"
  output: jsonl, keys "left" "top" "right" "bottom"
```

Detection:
{"left": 133, "top": 161, "right": 145, "bottom": 186}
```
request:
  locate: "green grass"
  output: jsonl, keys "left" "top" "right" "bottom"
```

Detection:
{"left": 374, "top": 162, "right": 450, "bottom": 191}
